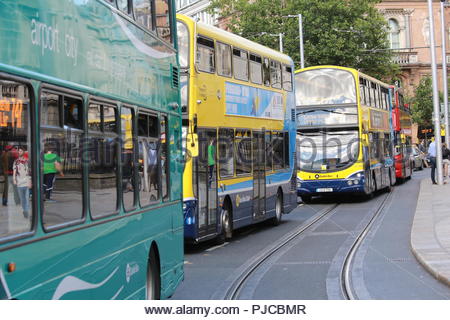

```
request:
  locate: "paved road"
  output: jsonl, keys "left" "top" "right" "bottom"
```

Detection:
{"left": 171, "top": 169, "right": 450, "bottom": 300}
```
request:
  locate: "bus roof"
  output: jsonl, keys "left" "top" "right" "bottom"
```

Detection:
{"left": 177, "top": 14, "right": 293, "bottom": 65}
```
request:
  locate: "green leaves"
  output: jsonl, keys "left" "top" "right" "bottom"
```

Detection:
{"left": 411, "top": 77, "right": 435, "bottom": 126}
{"left": 209, "top": 0, "right": 396, "bottom": 78}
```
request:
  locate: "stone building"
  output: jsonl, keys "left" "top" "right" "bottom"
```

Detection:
{"left": 377, "top": 0, "right": 450, "bottom": 96}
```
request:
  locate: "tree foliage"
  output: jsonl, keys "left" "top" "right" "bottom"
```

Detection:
{"left": 411, "top": 76, "right": 442, "bottom": 126}
{"left": 208, "top": 0, "right": 397, "bottom": 78}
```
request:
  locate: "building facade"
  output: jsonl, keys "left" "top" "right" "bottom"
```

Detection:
{"left": 377, "top": 0, "right": 450, "bottom": 96}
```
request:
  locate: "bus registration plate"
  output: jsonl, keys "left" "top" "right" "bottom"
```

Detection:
{"left": 316, "top": 188, "right": 333, "bottom": 192}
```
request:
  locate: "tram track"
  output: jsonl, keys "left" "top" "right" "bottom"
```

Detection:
{"left": 223, "top": 203, "right": 340, "bottom": 300}
{"left": 340, "top": 189, "right": 394, "bottom": 300}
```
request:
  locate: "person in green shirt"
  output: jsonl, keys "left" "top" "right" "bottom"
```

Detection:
{"left": 43, "top": 148, "right": 64, "bottom": 201}
{"left": 207, "top": 139, "right": 215, "bottom": 187}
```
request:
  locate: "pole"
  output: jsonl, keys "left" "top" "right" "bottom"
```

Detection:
{"left": 428, "top": 0, "right": 444, "bottom": 185}
{"left": 441, "top": 0, "right": 449, "bottom": 148}
{"left": 298, "top": 14, "right": 305, "bottom": 69}
{"left": 279, "top": 33, "right": 283, "bottom": 53}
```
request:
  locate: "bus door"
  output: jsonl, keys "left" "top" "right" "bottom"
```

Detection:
{"left": 197, "top": 130, "right": 218, "bottom": 237}
{"left": 252, "top": 131, "right": 266, "bottom": 220}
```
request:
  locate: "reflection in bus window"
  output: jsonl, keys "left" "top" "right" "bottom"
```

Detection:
{"left": 235, "top": 130, "right": 251, "bottom": 175}
{"left": 88, "top": 103, "right": 118, "bottom": 218}
{"left": 122, "top": 107, "right": 136, "bottom": 211}
{"left": 134, "top": 0, "right": 154, "bottom": 30}
{"left": 263, "top": 58, "right": 270, "bottom": 87}
{"left": 155, "top": 0, "right": 172, "bottom": 43}
{"left": 160, "top": 116, "right": 169, "bottom": 200}
{"left": 217, "top": 42, "right": 232, "bottom": 77}
{"left": 233, "top": 48, "right": 248, "bottom": 81}
{"left": 196, "top": 36, "right": 215, "bottom": 73}
{"left": 250, "top": 54, "right": 262, "bottom": 84}
{"left": 138, "top": 113, "right": 159, "bottom": 206}
{"left": 0, "top": 79, "right": 32, "bottom": 238}
{"left": 218, "top": 128, "right": 234, "bottom": 177}
{"left": 270, "top": 60, "right": 282, "bottom": 89}
{"left": 41, "top": 91, "right": 83, "bottom": 228}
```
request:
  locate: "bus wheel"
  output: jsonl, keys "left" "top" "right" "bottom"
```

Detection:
{"left": 217, "top": 205, "right": 232, "bottom": 244}
{"left": 271, "top": 191, "right": 283, "bottom": 226}
{"left": 146, "top": 249, "right": 161, "bottom": 300}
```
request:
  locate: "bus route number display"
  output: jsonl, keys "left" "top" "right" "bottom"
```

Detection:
{"left": 0, "top": 98, "right": 24, "bottom": 129}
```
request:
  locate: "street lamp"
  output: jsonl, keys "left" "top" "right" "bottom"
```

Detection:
{"left": 440, "top": 0, "right": 449, "bottom": 148}
{"left": 254, "top": 32, "right": 284, "bottom": 53}
{"left": 283, "top": 14, "right": 305, "bottom": 69}
{"left": 428, "top": 0, "right": 444, "bottom": 185}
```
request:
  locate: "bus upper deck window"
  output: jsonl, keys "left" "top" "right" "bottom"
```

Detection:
{"left": 134, "top": 0, "right": 154, "bottom": 31}
{"left": 263, "top": 58, "right": 270, "bottom": 87}
{"left": 117, "top": 0, "right": 131, "bottom": 15}
{"left": 233, "top": 48, "right": 249, "bottom": 81}
{"left": 270, "top": 60, "right": 281, "bottom": 89}
{"left": 249, "top": 53, "right": 262, "bottom": 84}
{"left": 155, "top": 0, "right": 172, "bottom": 43}
{"left": 217, "top": 42, "right": 232, "bottom": 77}
{"left": 196, "top": 36, "right": 215, "bottom": 73}
{"left": 282, "top": 65, "right": 292, "bottom": 91}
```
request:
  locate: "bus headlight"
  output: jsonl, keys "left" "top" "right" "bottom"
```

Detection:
{"left": 183, "top": 203, "right": 187, "bottom": 211}
{"left": 347, "top": 180, "right": 353, "bottom": 185}
{"left": 353, "top": 179, "right": 359, "bottom": 185}
{"left": 297, "top": 179, "right": 302, "bottom": 188}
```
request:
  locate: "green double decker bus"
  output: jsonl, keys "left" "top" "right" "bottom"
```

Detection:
{"left": 0, "top": 0, "right": 183, "bottom": 299}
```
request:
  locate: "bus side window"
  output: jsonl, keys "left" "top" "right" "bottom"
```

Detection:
{"left": 233, "top": 48, "right": 249, "bottom": 82}
{"left": 88, "top": 103, "right": 119, "bottom": 219}
{"left": 218, "top": 128, "right": 234, "bottom": 177}
{"left": 134, "top": 0, "right": 155, "bottom": 31}
{"left": 117, "top": 0, "right": 132, "bottom": 15}
{"left": 263, "top": 58, "right": 270, "bottom": 87}
{"left": 138, "top": 112, "right": 160, "bottom": 206}
{"left": 155, "top": 0, "right": 172, "bottom": 43}
{"left": 250, "top": 53, "right": 262, "bottom": 85}
{"left": 196, "top": 36, "right": 215, "bottom": 73}
{"left": 41, "top": 91, "right": 83, "bottom": 229}
{"left": 217, "top": 42, "right": 232, "bottom": 77}
{"left": 0, "top": 79, "right": 33, "bottom": 238}
{"left": 359, "top": 78, "right": 365, "bottom": 105}
{"left": 235, "top": 130, "right": 252, "bottom": 175}
{"left": 160, "top": 115, "right": 169, "bottom": 201}
{"left": 270, "top": 60, "right": 282, "bottom": 89}
{"left": 121, "top": 106, "right": 136, "bottom": 212}
{"left": 265, "top": 131, "right": 272, "bottom": 171}
{"left": 282, "top": 65, "right": 293, "bottom": 91}
{"left": 273, "top": 132, "right": 284, "bottom": 170}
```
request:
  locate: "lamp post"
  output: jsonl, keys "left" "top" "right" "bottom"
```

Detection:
{"left": 441, "top": 0, "right": 449, "bottom": 148}
{"left": 284, "top": 14, "right": 305, "bottom": 68}
{"left": 428, "top": 0, "right": 444, "bottom": 185}
{"left": 257, "top": 32, "right": 284, "bottom": 53}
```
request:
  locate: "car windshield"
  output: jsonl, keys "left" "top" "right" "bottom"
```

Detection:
{"left": 297, "top": 130, "right": 359, "bottom": 172}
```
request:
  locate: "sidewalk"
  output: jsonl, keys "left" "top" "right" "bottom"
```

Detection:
{"left": 411, "top": 178, "right": 450, "bottom": 286}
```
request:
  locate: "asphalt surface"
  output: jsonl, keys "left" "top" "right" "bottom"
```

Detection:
{"left": 171, "top": 169, "right": 450, "bottom": 300}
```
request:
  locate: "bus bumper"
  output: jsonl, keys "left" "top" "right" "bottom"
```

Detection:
{"left": 183, "top": 199, "right": 197, "bottom": 241}
{"left": 297, "top": 175, "right": 365, "bottom": 196}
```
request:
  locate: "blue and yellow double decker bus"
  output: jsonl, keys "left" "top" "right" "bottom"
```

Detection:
{"left": 0, "top": 0, "right": 183, "bottom": 299}
{"left": 177, "top": 14, "right": 297, "bottom": 244}
{"left": 295, "top": 66, "right": 395, "bottom": 201}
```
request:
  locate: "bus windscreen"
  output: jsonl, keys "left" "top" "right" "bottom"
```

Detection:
{"left": 295, "top": 68, "right": 357, "bottom": 106}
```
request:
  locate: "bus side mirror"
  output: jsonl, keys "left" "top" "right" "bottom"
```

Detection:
{"left": 188, "top": 133, "right": 199, "bottom": 157}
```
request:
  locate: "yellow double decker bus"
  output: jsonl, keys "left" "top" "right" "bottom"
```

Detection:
{"left": 177, "top": 14, "right": 297, "bottom": 244}
{"left": 295, "top": 66, "right": 396, "bottom": 202}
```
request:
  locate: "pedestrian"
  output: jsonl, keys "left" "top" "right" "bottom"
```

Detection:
{"left": 147, "top": 141, "right": 157, "bottom": 191}
{"left": 1, "top": 145, "right": 20, "bottom": 206}
{"left": 207, "top": 138, "right": 215, "bottom": 187}
{"left": 13, "top": 146, "right": 31, "bottom": 218}
{"left": 43, "top": 146, "right": 64, "bottom": 201}
{"left": 428, "top": 138, "right": 437, "bottom": 184}
{"left": 443, "top": 143, "right": 450, "bottom": 183}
